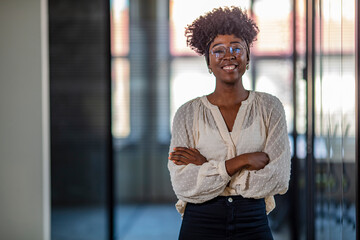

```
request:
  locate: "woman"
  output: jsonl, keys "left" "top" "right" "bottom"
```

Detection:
{"left": 168, "top": 7, "right": 291, "bottom": 240}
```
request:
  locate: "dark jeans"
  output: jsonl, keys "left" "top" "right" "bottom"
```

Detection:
{"left": 179, "top": 195, "right": 274, "bottom": 240}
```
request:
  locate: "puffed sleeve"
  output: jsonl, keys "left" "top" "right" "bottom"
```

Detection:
{"left": 168, "top": 101, "right": 231, "bottom": 204}
{"left": 237, "top": 96, "right": 291, "bottom": 199}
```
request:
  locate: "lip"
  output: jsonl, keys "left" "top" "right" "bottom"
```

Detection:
{"left": 221, "top": 64, "right": 238, "bottom": 72}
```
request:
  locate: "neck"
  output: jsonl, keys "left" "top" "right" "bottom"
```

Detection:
{"left": 208, "top": 80, "right": 248, "bottom": 106}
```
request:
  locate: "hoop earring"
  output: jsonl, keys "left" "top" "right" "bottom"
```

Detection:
{"left": 208, "top": 68, "right": 213, "bottom": 74}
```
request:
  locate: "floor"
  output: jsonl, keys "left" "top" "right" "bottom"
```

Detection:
{"left": 115, "top": 205, "right": 181, "bottom": 240}
{"left": 52, "top": 204, "right": 290, "bottom": 240}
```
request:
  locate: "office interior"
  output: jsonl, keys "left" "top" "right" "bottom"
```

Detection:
{"left": 0, "top": 0, "right": 359, "bottom": 239}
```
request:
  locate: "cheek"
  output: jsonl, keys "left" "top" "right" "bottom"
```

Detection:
{"left": 241, "top": 54, "right": 248, "bottom": 64}
{"left": 208, "top": 61, "right": 214, "bottom": 71}
{"left": 208, "top": 56, "right": 221, "bottom": 68}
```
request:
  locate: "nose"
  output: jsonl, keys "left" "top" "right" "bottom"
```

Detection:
{"left": 223, "top": 49, "right": 235, "bottom": 59}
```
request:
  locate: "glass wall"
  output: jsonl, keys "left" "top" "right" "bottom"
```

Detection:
{"left": 313, "top": 0, "right": 357, "bottom": 239}
{"left": 110, "top": 0, "right": 358, "bottom": 239}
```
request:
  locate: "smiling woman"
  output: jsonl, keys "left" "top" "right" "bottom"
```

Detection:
{"left": 208, "top": 35, "right": 248, "bottom": 88}
{"left": 168, "top": 7, "right": 291, "bottom": 240}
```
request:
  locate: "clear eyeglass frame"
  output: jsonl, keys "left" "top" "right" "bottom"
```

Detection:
{"left": 210, "top": 44, "right": 246, "bottom": 59}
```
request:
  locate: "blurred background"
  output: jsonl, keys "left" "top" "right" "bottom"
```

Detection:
{"left": 0, "top": 0, "right": 358, "bottom": 240}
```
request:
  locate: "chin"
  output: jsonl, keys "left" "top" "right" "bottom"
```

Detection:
{"left": 218, "top": 74, "right": 242, "bottom": 84}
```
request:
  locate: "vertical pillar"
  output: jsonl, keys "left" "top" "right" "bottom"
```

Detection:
{"left": 305, "top": 0, "right": 316, "bottom": 239}
{"left": 290, "top": 1, "right": 299, "bottom": 239}
{"left": 0, "top": 0, "right": 50, "bottom": 239}
{"left": 355, "top": 0, "right": 359, "bottom": 238}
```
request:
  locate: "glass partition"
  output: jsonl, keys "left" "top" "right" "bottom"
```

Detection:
{"left": 313, "top": 0, "right": 357, "bottom": 239}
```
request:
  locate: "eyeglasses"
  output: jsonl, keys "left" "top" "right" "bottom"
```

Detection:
{"left": 210, "top": 44, "right": 246, "bottom": 59}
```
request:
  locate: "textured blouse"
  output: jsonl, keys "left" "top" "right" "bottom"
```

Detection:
{"left": 168, "top": 91, "right": 291, "bottom": 216}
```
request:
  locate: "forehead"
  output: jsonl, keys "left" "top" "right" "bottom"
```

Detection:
{"left": 210, "top": 35, "right": 245, "bottom": 48}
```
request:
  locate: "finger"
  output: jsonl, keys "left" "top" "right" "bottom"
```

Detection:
{"left": 173, "top": 147, "right": 195, "bottom": 156}
{"left": 169, "top": 151, "right": 186, "bottom": 157}
{"left": 168, "top": 155, "right": 186, "bottom": 161}
{"left": 169, "top": 158, "right": 189, "bottom": 165}
{"left": 169, "top": 154, "right": 193, "bottom": 165}
{"left": 176, "top": 148, "right": 197, "bottom": 157}
{"left": 171, "top": 150, "right": 193, "bottom": 159}
{"left": 190, "top": 148, "right": 200, "bottom": 154}
{"left": 172, "top": 159, "right": 187, "bottom": 165}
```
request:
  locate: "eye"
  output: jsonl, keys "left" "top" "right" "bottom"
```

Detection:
{"left": 232, "top": 46, "right": 243, "bottom": 54}
{"left": 212, "top": 48, "right": 225, "bottom": 54}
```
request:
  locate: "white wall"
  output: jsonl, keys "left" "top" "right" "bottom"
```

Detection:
{"left": 0, "top": 0, "right": 50, "bottom": 239}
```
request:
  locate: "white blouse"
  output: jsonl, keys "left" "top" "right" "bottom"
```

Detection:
{"left": 168, "top": 91, "right": 291, "bottom": 216}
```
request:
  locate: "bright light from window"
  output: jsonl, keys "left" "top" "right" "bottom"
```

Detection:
{"left": 252, "top": 0, "right": 292, "bottom": 55}
{"left": 253, "top": 0, "right": 291, "bottom": 19}
{"left": 111, "top": 0, "right": 129, "bottom": 56}
{"left": 112, "top": 59, "right": 130, "bottom": 138}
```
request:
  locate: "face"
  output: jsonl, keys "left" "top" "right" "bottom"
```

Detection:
{"left": 208, "top": 34, "right": 248, "bottom": 84}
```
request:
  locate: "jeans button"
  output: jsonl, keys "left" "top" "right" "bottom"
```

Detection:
{"left": 228, "top": 197, "right": 233, "bottom": 203}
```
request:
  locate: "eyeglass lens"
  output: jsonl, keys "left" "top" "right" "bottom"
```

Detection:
{"left": 211, "top": 44, "right": 244, "bottom": 58}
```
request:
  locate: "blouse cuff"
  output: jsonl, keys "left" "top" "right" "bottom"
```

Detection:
{"left": 232, "top": 170, "right": 250, "bottom": 192}
{"left": 218, "top": 160, "right": 232, "bottom": 182}
{"left": 265, "top": 196, "right": 275, "bottom": 214}
{"left": 175, "top": 199, "right": 187, "bottom": 217}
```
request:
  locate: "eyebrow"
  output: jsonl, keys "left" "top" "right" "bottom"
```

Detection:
{"left": 211, "top": 41, "right": 244, "bottom": 48}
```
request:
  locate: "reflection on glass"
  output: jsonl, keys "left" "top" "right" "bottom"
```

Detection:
{"left": 313, "top": 0, "right": 356, "bottom": 239}
{"left": 112, "top": 59, "right": 130, "bottom": 138}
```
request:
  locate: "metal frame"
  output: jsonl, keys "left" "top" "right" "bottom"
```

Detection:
{"left": 105, "top": 0, "right": 114, "bottom": 239}
{"left": 305, "top": 0, "right": 315, "bottom": 239}
{"left": 290, "top": 0, "right": 299, "bottom": 239}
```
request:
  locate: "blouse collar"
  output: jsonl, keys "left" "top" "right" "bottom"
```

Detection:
{"left": 200, "top": 90, "right": 255, "bottom": 109}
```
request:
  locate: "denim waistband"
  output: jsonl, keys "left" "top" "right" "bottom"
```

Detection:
{"left": 188, "top": 195, "right": 265, "bottom": 207}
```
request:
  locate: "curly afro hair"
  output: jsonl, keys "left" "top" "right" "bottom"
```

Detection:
{"left": 185, "top": 6, "right": 259, "bottom": 65}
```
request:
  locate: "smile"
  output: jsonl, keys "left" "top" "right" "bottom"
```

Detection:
{"left": 221, "top": 64, "right": 238, "bottom": 71}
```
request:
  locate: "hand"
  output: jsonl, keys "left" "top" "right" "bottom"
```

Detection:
{"left": 242, "top": 152, "right": 269, "bottom": 171}
{"left": 169, "top": 147, "right": 207, "bottom": 166}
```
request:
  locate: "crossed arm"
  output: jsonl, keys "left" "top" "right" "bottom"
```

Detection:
{"left": 169, "top": 147, "right": 269, "bottom": 176}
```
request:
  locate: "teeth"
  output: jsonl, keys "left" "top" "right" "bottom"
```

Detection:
{"left": 223, "top": 65, "right": 236, "bottom": 70}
